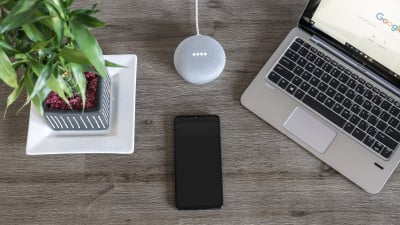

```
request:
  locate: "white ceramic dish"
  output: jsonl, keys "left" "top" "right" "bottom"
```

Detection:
{"left": 26, "top": 54, "right": 137, "bottom": 155}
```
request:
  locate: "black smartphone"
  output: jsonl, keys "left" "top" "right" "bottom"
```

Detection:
{"left": 174, "top": 115, "right": 223, "bottom": 210}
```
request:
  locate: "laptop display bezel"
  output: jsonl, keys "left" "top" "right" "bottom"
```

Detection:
{"left": 298, "top": 0, "right": 400, "bottom": 89}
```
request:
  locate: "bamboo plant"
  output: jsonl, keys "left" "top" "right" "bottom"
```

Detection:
{"left": 0, "top": 0, "right": 111, "bottom": 116}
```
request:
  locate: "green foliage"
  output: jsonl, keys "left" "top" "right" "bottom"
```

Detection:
{"left": 0, "top": 0, "right": 107, "bottom": 115}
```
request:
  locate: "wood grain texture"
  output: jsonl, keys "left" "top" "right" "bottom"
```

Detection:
{"left": 0, "top": 0, "right": 399, "bottom": 224}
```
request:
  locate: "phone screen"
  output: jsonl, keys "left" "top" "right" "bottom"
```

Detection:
{"left": 174, "top": 115, "right": 223, "bottom": 209}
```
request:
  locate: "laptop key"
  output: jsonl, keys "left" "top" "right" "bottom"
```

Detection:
{"left": 371, "top": 106, "right": 382, "bottom": 117}
{"left": 298, "top": 47, "right": 308, "bottom": 57}
{"left": 294, "top": 66, "right": 304, "bottom": 76}
{"left": 325, "top": 98, "right": 335, "bottom": 108}
{"left": 329, "top": 79, "right": 340, "bottom": 88}
{"left": 268, "top": 72, "right": 281, "bottom": 84}
{"left": 372, "top": 141, "right": 384, "bottom": 153}
{"left": 359, "top": 110, "right": 370, "bottom": 120}
{"left": 385, "top": 127, "right": 400, "bottom": 142}
{"left": 367, "top": 115, "right": 378, "bottom": 126}
{"left": 347, "top": 79, "right": 357, "bottom": 89}
{"left": 381, "top": 148, "right": 393, "bottom": 159}
{"left": 358, "top": 120, "right": 368, "bottom": 130}
{"left": 306, "top": 53, "right": 317, "bottom": 62}
{"left": 341, "top": 109, "right": 351, "bottom": 120}
{"left": 326, "top": 87, "right": 336, "bottom": 98}
{"left": 278, "top": 79, "right": 289, "bottom": 89}
{"left": 367, "top": 126, "right": 377, "bottom": 137}
{"left": 355, "top": 84, "right": 366, "bottom": 95}
{"left": 305, "top": 63, "right": 316, "bottom": 72}
{"left": 379, "top": 111, "right": 390, "bottom": 122}
{"left": 286, "top": 84, "right": 297, "bottom": 95}
{"left": 322, "top": 63, "right": 333, "bottom": 73}
{"left": 317, "top": 93, "right": 327, "bottom": 103}
{"left": 313, "top": 68, "right": 324, "bottom": 77}
{"left": 388, "top": 117, "right": 400, "bottom": 128}
{"left": 290, "top": 42, "right": 301, "bottom": 52}
{"left": 274, "top": 64, "right": 294, "bottom": 81}
{"left": 381, "top": 101, "right": 391, "bottom": 111}
{"left": 295, "top": 38, "right": 304, "bottom": 44}
{"left": 294, "top": 89, "right": 305, "bottom": 100}
{"left": 363, "top": 136, "right": 374, "bottom": 147}
{"left": 330, "top": 69, "right": 341, "bottom": 77}
{"left": 346, "top": 90, "right": 356, "bottom": 100}
{"left": 308, "top": 87, "right": 319, "bottom": 97}
{"left": 285, "top": 49, "right": 299, "bottom": 61}
{"left": 297, "top": 57, "right": 307, "bottom": 67}
{"left": 363, "top": 90, "right": 374, "bottom": 100}
{"left": 321, "top": 73, "right": 332, "bottom": 83}
{"left": 338, "top": 74, "right": 349, "bottom": 83}
{"left": 342, "top": 98, "right": 353, "bottom": 109}
{"left": 315, "top": 58, "right": 324, "bottom": 68}
{"left": 334, "top": 93, "right": 345, "bottom": 103}
{"left": 333, "top": 104, "right": 344, "bottom": 114}
{"left": 354, "top": 95, "right": 364, "bottom": 105}
{"left": 302, "top": 95, "right": 346, "bottom": 128}
{"left": 372, "top": 95, "right": 383, "bottom": 106}
{"left": 309, "top": 77, "right": 320, "bottom": 86}
{"left": 279, "top": 57, "right": 296, "bottom": 70}
{"left": 353, "top": 128, "right": 366, "bottom": 142}
{"left": 300, "top": 82, "right": 311, "bottom": 92}
{"left": 344, "top": 123, "right": 355, "bottom": 133}
{"left": 389, "top": 106, "right": 400, "bottom": 117}
{"left": 350, "top": 115, "right": 361, "bottom": 125}
{"left": 376, "top": 132, "right": 397, "bottom": 150}
{"left": 362, "top": 100, "right": 373, "bottom": 110}
{"left": 292, "top": 77, "right": 302, "bottom": 86}
{"left": 376, "top": 121, "right": 387, "bottom": 132}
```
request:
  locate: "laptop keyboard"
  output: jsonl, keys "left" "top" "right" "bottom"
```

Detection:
{"left": 267, "top": 37, "right": 400, "bottom": 160}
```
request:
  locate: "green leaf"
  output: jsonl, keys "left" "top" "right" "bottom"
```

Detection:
{"left": 30, "top": 59, "right": 54, "bottom": 100}
{"left": 30, "top": 40, "right": 51, "bottom": 52}
{"left": 23, "top": 69, "right": 44, "bottom": 115}
{"left": 56, "top": 76, "right": 73, "bottom": 98}
{"left": 60, "top": 49, "right": 91, "bottom": 65}
{"left": 0, "top": 47, "right": 18, "bottom": 88}
{"left": 73, "top": 14, "right": 106, "bottom": 28}
{"left": 4, "top": 75, "right": 25, "bottom": 118}
{"left": 0, "top": 40, "right": 17, "bottom": 53}
{"left": 50, "top": 17, "right": 64, "bottom": 46}
{"left": 70, "top": 63, "right": 87, "bottom": 109}
{"left": 22, "top": 23, "right": 46, "bottom": 42}
{"left": 105, "top": 60, "right": 125, "bottom": 68}
{"left": 71, "top": 21, "right": 106, "bottom": 78}
{"left": 46, "top": 76, "right": 70, "bottom": 107}
{"left": 0, "top": 0, "right": 43, "bottom": 33}
{"left": 0, "top": 0, "right": 11, "bottom": 5}
{"left": 45, "top": 0, "right": 65, "bottom": 20}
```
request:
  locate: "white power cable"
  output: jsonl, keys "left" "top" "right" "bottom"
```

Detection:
{"left": 195, "top": 0, "right": 200, "bottom": 35}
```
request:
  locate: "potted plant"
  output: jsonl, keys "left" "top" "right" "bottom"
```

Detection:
{"left": 0, "top": 0, "right": 113, "bottom": 130}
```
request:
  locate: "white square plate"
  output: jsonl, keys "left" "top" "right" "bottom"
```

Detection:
{"left": 26, "top": 54, "right": 137, "bottom": 155}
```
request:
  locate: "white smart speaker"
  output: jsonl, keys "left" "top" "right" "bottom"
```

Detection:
{"left": 174, "top": 35, "right": 226, "bottom": 84}
{"left": 173, "top": 0, "right": 226, "bottom": 85}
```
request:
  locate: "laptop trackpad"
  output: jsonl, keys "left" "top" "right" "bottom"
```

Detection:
{"left": 283, "top": 107, "right": 336, "bottom": 154}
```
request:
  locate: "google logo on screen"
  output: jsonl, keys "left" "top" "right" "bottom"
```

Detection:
{"left": 376, "top": 13, "right": 400, "bottom": 32}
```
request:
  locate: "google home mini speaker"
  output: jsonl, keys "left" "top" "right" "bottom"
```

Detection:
{"left": 174, "top": 34, "right": 226, "bottom": 84}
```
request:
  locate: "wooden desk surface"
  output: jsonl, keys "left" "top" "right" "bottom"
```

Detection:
{"left": 0, "top": 0, "right": 399, "bottom": 224}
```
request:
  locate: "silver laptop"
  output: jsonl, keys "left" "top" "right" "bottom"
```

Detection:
{"left": 241, "top": 0, "right": 400, "bottom": 194}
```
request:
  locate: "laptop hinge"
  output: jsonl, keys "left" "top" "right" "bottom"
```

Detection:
{"left": 310, "top": 35, "right": 400, "bottom": 97}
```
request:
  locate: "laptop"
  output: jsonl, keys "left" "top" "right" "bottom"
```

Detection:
{"left": 241, "top": 0, "right": 400, "bottom": 194}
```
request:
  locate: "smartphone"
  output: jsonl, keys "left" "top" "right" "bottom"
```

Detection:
{"left": 174, "top": 115, "right": 223, "bottom": 210}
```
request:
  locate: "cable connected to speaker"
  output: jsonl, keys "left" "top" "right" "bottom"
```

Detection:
{"left": 195, "top": 0, "right": 200, "bottom": 35}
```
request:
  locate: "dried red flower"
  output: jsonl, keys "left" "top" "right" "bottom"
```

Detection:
{"left": 45, "top": 72, "right": 99, "bottom": 110}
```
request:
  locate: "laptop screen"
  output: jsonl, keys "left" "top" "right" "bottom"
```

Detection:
{"left": 300, "top": 0, "right": 400, "bottom": 86}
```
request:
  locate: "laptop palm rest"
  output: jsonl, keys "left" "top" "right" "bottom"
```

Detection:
{"left": 283, "top": 107, "right": 336, "bottom": 154}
